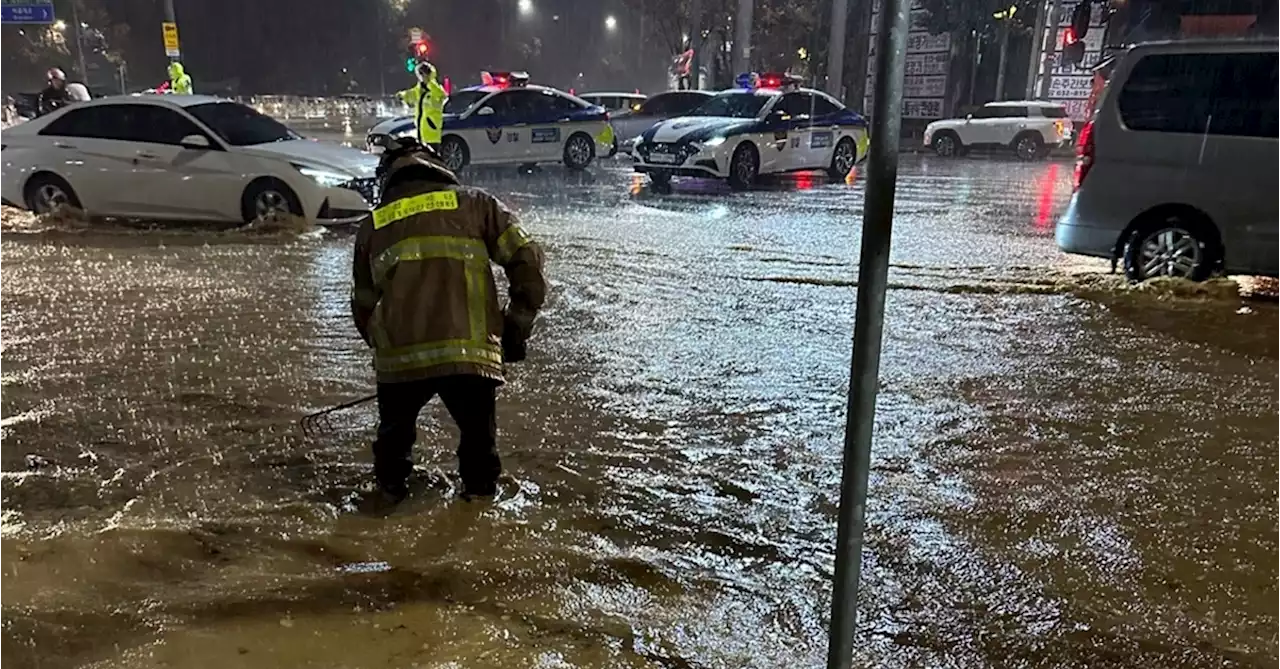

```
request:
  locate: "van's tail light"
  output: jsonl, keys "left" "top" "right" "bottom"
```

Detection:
{"left": 1073, "top": 118, "right": 1095, "bottom": 191}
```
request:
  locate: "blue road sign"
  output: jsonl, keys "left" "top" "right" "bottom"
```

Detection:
{"left": 1, "top": 1, "right": 55, "bottom": 25}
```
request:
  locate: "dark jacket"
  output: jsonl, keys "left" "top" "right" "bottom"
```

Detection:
{"left": 351, "top": 155, "right": 547, "bottom": 384}
{"left": 37, "top": 84, "right": 70, "bottom": 116}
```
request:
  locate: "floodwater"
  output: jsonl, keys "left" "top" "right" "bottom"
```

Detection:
{"left": 2, "top": 157, "right": 1276, "bottom": 668}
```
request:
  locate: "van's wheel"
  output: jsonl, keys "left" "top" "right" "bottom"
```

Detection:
{"left": 241, "top": 179, "right": 302, "bottom": 224}
{"left": 649, "top": 172, "right": 672, "bottom": 194}
{"left": 440, "top": 135, "right": 469, "bottom": 172}
{"left": 728, "top": 142, "right": 759, "bottom": 190}
{"left": 828, "top": 137, "right": 858, "bottom": 180}
{"left": 1013, "top": 133, "right": 1045, "bottom": 161}
{"left": 932, "top": 132, "right": 961, "bottom": 158}
{"left": 24, "top": 173, "right": 82, "bottom": 215}
{"left": 1122, "top": 212, "right": 1221, "bottom": 282}
{"left": 563, "top": 132, "right": 595, "bottom": 170}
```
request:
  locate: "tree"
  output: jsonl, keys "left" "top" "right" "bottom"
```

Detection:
{"left": 920, "top": 0, "right": 1039, "bottom": 105}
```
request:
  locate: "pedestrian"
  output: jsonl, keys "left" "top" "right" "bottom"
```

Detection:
{"left": 37, "top": 68, "right": 71, "bottom": 116}
{"left": 396, "top": 61, "right": 446, "bottom": 150}
{"left": 167, "top": 61, "right": 193, "bottom": 95}
{"left": 351, "top": 139, "right": 546, "bottom": 505}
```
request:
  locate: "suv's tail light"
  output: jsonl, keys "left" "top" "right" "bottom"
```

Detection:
{"left": 1073, "top": 118, "right": 1095, "bottom": 191}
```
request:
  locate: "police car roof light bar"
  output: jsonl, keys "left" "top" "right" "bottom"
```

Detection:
{"left": 735, "top": 72, "right": 760, "bottom": 89}
{"left": 481, "top": 71, "right": 531, "bottom": 88}
{"left": 758, "top": 72, "right": 803, "bottom": 91}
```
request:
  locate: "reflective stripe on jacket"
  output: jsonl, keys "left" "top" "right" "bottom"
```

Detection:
{"left": 398, "top": 79, "right": 447, "bottom": 144}
{"left": 351, "top": 163, "right": 546, "bottom": 384}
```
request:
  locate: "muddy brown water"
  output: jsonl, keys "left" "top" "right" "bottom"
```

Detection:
{"left": 2, "top": 158, "right": 1275, "bottom": 668}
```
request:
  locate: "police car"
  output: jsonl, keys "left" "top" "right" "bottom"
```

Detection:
{"left": 366, "top": 71, "right": 614, "bottom": 172}
{"left": 632, "top": 73, "right": 869, "bottom": 191}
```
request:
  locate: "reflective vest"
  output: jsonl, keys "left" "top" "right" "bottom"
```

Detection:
{"left": 398, "top": 78, "right": 447, "bottom": 145}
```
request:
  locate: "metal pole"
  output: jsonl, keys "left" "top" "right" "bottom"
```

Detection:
{"left": 690, "top": 0, "right": 703, "bottom": 89}
{"left": 375, "top": 0, "right": 387, "bottom": 97}
{"left": 162, "top": 0, "right": 178, "bottom": 62}
{"left": 825, "top": 0, "right": 849, "bottom": 100}
{"left": 69, "top": 0, "right": 88, "bottom": 83}
{"left": 1025, "top": 0, "right": 1049, "bottom": 98}
{"left": 994, "top": 20, "right": 1009, "bottom": 100}
{"left": 1037, "top": 0, "right": 1064, "bottom": 99}
{"left": 732, "top": 0, "right": 753, "bottom": 74}
{"left": 823, "top": 0, "right": 909, "bottom": 663}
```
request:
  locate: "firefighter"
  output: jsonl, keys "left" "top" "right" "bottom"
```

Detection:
{"left": 397, "top": 61, "right": 446, "bottom": 148}
{"left": 352, "top": 139, "right": 546, "bottom": 505}
{"left": 167, "top": 61, "right": 193, "bottom": 95}
{"left": 37, "top": 68, "right": 71, "bottom": 116}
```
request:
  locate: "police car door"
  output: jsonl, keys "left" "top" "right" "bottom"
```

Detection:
{"left": 805, "top": 92, "right": 846, "bottom": 168}
{"left": 526, "top": 89, "right": 576, "bottom": 162}
{"left": 481, "top": 90, "right": 534, "bottom": 163}
{"left": 774, "top": 92, "right": 819, "bottom": 171}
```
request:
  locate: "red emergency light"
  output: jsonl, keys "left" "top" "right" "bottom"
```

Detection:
{"left": 1063, "top": 27, "right": 1077, "bottom": 46}
{"left": 480, "top": 71, "right": 529, "bottom": 89}
{"left": 757, "top": 72, "right": 802, "bottom": 91}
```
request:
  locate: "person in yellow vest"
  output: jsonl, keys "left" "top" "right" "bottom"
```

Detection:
{"left": 397, "top": 61, "right": 446, "bottom": 148}
{"left": 167, "top": 61, "right": 193, "bottom": 95}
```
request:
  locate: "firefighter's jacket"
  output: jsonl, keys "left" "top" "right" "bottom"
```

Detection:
{"left": 397, "top": 77, "right": 447, "bottom": 145}
{"left": 351, "top": 156, "right": 546, "bottom": 384}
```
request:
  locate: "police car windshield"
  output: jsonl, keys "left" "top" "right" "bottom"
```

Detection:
{"left": 444, "top": 91, "right": 487, "bottom": 114}
{"left": 188, "top": 102, "right": 300, "bottom": 146}
{"left": 687, "top": 92, "right": 771, "bottom": 118}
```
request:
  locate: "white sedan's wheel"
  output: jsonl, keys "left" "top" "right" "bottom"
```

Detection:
{"left": 24, "top": 174, "right": 82, "bottom": 215}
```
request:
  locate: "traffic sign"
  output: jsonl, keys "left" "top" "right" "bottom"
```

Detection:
{"left": 162, "top": 21, "right": 180, "bottom": 57}
{"left": 1, "top": 0, "right": 55, "bottom": 25}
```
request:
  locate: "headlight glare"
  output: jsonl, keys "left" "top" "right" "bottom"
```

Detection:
{"left": 293, "top": 164, "right": 351, "bottom": 187}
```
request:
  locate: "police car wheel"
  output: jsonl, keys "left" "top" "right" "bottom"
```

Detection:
{"left": 728, "top": 143, "right": 759, "bottom": 191}
{"left": 828, "top": 138, "right": 857, "bottom": 180}
{"left": 441, "top": 136, "right": 469, "bottom": 172}
{"left": 563, "top": 133, "right": 595, "bottom": 170}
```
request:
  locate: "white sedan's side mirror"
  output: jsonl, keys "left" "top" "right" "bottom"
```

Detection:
{"left": 476, "top": 106, "right": 495, "bottom": 116}
{"left": 965, "top": 114, "right": 974, "bottom": 121}
{"left": 180, "top": 133, "right": 211, "bottom": 149}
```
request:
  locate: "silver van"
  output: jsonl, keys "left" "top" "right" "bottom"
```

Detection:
{"left": 1055, "top": 39, "right": 1278, "bottom": 280}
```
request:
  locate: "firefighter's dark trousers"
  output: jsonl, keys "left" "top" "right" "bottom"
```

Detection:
{"left": 372, "top": 375, "right": 500, "bottom": 495}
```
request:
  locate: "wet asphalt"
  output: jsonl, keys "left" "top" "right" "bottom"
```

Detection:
{"left": 1, "top": 151, "right": 1276, "bottom": 669}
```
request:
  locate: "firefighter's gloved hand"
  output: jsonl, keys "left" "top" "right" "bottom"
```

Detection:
{"left": 501, "top": 314, "right": 528, "bottom": 363}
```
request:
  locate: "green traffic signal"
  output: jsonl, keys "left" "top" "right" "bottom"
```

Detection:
{"left": 406, "top": 57, "right": 416, "bottom": 73}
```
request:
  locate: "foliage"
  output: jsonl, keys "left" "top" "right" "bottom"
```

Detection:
{"left": 920, "top": 0, "right": 1041, "bottom": 38}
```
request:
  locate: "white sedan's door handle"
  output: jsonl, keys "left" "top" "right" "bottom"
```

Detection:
{"left": 136, "top": 151, "right": 158, "bottom": 159}
{"left": 53, "top": 141, "right": 76, "bottom": 149}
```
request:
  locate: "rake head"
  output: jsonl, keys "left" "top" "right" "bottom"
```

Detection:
{"left": 298, "top": 394, "right": 378, "bottom": 439}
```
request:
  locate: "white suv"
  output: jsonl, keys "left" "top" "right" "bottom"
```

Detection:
{"left": 1056, "top": 39, "right": 1277, "bottom": 281}
{"left": 923, "top": 101, "right": 1072, "bottom": 160}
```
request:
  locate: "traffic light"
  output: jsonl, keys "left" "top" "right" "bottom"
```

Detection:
{"left": 406, "top": 39, "right": 430, "bottom": 72}
{"left": 1062, "top": 1, "right": 1091, "bottom": 67}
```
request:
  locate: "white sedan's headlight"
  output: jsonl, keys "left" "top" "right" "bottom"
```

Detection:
{"left": 699, "top": 136, "right": 727, "bottom": 148}
{"left": 293, "top": 164, "right": 352, "bottom": 187}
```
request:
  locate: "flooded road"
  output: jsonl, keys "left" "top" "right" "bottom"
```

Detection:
{"left": 2, "top": 156, "right": 1275, "bottom": 668}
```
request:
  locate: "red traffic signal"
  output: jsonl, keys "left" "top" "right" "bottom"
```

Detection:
{"left": 413, "top": 40, "right": 430, "bottom": 57}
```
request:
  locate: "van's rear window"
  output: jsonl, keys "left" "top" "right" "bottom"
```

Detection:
{"left": 1117, "top": 52, "right": 1278, "bottom": 138}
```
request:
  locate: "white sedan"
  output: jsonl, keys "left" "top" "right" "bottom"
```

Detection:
{"left": 1, "top": 95, "right": 379, "bottom": 225}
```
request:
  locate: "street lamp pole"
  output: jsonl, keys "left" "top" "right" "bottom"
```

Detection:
{"left": 689, "top": 0, "right": 703, "bottom": 89}
{"left": 162, "top": 0, "right": 179, "bottom": 62}
{"left": 826, "top": 0, "right": 849, "bottom": 100}
{"left": 732, "top": 0, "right": 753, "bottom": 74}
{"left": 69, "top": 1, "right": 88, "bottom": 82}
